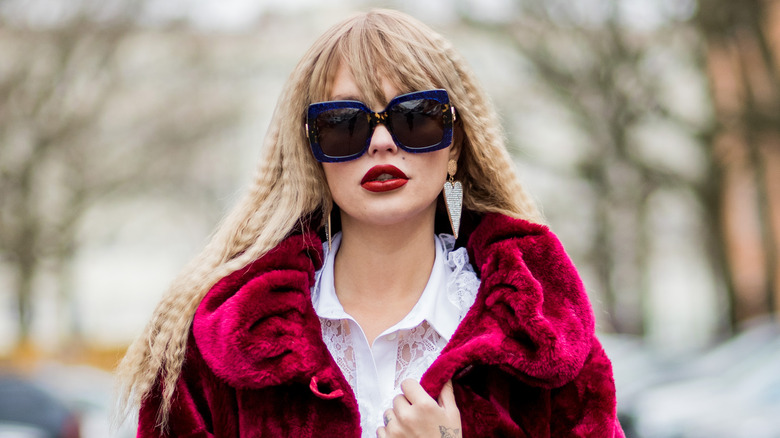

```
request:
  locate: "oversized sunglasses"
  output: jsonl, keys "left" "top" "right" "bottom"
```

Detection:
{"left": 306, "top": 89, "right": 455, "bottom": 163}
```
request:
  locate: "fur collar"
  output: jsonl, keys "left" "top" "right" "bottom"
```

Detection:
{"left": 192, "top": 213, "right": 594, "bottom": 398}
{"left": 421, "top": 213, "right": 594, "bottom": 397}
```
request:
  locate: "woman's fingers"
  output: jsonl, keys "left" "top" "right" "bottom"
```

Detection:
{"left": 383, "top": 409, "right": 394, "bottom": 427}
{"left": 399, "top": 379, "right": 434, "bottom": 405}
{"left": 376, "top": 409, "right": 392, "bottom": 437}
{"left": 392, "top": 392, "right": 411, "bottom": 411}
{"left": 379, "top": 379, "right": 462, "bottom": 437}
{"left": 438, "top": 379, "right": 456, "bottom": 410}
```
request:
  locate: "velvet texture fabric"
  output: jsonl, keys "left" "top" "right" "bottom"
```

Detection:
{"left": 137, "top": 213, "right": 625, "bottom": 437}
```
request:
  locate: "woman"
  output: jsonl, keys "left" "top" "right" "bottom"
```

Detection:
{"left": 118, "top": 9, "right": 624, "bottom": 438}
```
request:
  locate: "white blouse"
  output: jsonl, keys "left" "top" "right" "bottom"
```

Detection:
{"left": 311, "top": 232, "right": 481, "bottom": 437}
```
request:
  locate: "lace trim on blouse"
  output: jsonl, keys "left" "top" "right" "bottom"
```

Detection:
{"left": 441, "top": 234, "right": 481, "bottom": 322}
{"left": 316, "top": 234, "right": 480, "bottom": 422}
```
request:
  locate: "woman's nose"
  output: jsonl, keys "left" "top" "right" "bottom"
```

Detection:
{"left": 367, "top": 124, "right": 398, "bottom": 156}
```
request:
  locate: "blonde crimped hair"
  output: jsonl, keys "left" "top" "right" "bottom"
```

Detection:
{"left": 116, "top": 8, "right": 543, "bottom": 428}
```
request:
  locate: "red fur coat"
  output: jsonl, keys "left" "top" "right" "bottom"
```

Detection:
{"left": 138, "top": 213, "right": 624, "bottom": 437}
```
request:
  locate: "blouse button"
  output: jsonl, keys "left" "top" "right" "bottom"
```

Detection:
{"left": 387, "top": 333, "right": 397, "bottom": 341}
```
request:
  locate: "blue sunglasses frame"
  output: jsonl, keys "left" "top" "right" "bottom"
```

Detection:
{"left": 306, "top": 89, "right": 455, "bottom": 163}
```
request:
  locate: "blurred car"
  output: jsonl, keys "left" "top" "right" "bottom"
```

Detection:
{"left": 0, "top": 422, "right": 49, "bottom": 438}
{"left": 631, "top": 320, "right": 780, "bottom": 438}
{"left": 0, "top": 375, "right": 80, "bottom": 438}
{"left": 670, "top": 317, "right": 780, "bottom": 381}
{"left": 599, "top": 333, "right": 669, "bottom": 437}
{"left": 29, "top": 363, "right": 135, "bottom": 438}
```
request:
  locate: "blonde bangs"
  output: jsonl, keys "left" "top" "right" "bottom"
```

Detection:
{"left": 307, "top": 10, "right": 450, "bottom": 107}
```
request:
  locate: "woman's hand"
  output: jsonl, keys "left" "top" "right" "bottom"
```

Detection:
{"left": 376, "top": 379, "right": 461, "bottom": 438}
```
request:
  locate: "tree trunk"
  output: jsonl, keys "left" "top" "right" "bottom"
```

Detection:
{"left": 15, "top": 252, "right": 36, "bottom": 346}
{"left": 701, "top": 153, "right": 738, "bottom": 333}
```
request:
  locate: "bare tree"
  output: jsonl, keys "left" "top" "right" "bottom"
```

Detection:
{"left": 696, "top": 0, "right": 780, "bottom": 321}
{"left": 0, "top": 4, "right": 245, "bottom": 346}
{"left": 455, "top": 0, "right": 729, "bottom": 334}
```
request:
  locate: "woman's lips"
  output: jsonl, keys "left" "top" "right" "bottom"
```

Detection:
{"left": 361, "top": 164, "right": 408, "bottom": 192}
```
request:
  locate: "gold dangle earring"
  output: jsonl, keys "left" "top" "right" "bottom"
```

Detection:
{"left": 443, "top": 159, "right": 462, "bottom": 239}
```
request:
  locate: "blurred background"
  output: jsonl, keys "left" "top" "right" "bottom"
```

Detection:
{"left": 0, "top": 0, "right": 778, "bottom": 436}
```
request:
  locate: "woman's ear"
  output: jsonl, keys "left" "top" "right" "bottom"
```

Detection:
{"left": 449, "top": 116, "right": 463, "bottom": 162}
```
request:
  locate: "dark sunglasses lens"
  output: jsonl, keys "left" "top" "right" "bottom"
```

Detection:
{"left": 315, "top": 108, "right": 369, "bottom": 158}
{"left": 388, "top": 99, "right": 445, "bottom": 149}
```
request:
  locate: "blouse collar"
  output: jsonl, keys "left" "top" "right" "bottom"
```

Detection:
{"left": 312, "top": 232, "right": 461, "bottom": 341}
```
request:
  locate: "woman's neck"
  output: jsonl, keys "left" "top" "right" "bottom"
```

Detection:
{"left": 333, "top": 211, "right": 437, "bottom": 343}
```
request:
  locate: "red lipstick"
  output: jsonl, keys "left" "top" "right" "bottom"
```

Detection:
{"left": 361, "top": 165, "right": 408, "bottom": 192}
